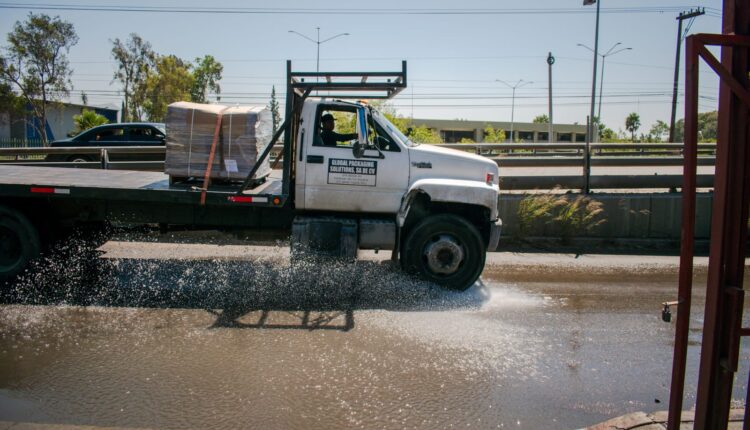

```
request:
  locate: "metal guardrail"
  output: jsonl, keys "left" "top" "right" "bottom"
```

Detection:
{"left": 0, "top": 143, "right": 716, "bottom": 190}
{"left": 439, "top": 142, "right": 717, "bottom": 152}
{"left": 0, "top": 146, "right": 283, "bottom": 172}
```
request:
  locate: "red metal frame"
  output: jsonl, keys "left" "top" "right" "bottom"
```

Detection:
{"left": 668, "top": 2, "right": 750, "bottom": 428}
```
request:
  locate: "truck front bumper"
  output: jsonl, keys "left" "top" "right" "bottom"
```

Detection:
{"left": 488, "top": 219, "right": 502, "bottom": 251}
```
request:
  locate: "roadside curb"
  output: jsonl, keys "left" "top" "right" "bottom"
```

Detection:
{"left": 584, "top": 409, "right": 745, "bottom": 429}
{"left": 482, "top": 252, "right": 750, "bottom": 282}
{"left": 0, "top": 422, "right": 157, "bottom": 430}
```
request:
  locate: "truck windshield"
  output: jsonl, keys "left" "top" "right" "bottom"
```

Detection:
{"left": 372, "top": 109, "right": 417, "bottom": 147}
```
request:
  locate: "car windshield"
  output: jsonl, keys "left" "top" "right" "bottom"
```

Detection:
{"left": 153, "top": 124, "right": 166, "bottom": 134}
{"left": 371, "top": 109, "right": 417, "bottom": 147}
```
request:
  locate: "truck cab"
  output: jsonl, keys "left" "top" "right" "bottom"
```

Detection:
{"left": 289, "top": 96, "right": 501, "bottom": 290}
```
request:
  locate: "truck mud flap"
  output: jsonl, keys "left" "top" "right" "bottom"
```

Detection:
{"left": 291, "top": 216, "right": 358, "bottom": 260}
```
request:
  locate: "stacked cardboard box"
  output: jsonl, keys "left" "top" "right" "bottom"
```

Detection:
{"left": 165, "top": 102, "right": 273, "bottom": 181}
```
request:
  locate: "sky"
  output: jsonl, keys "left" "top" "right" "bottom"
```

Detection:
{"left": 0, "top": 0, "right": 725, "bottom": 135}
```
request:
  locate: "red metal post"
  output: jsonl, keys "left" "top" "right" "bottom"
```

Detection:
{"left": 666, "top": 33, "right": 700, "bottom": 430}
{"left": 693, "top": 0, "right": 750, "bottom": 427}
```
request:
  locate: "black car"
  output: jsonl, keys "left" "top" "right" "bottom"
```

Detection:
{"left": 46, "top": 123, "right": 166, "bottom": 163}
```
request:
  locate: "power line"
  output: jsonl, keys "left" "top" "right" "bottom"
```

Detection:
{"left": 0, "top": 3, "right": 713, "bottom": 15}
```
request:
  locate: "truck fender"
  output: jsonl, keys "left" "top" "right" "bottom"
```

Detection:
{"left": 397, "top": 179, "right": 499, "bottom": 227}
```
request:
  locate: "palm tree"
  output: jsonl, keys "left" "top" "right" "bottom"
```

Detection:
{"left": 625, "top": 113, "right": 641, "bottom": 142}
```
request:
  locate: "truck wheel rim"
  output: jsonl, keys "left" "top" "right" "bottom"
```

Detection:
{"left": 0, "top": 226, "right": 22, "bottom": 270}
{"left": 423, "top": 234, "right": 464, "bottom": 276}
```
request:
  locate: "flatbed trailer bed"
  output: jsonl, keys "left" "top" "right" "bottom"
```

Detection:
{"left": 0, "top": 165, "right": 291, "bottom": 229}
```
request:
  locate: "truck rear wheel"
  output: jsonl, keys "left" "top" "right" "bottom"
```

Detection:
{"left": 401, "top": 214, "right": 485, "bottom": 291}
{"left": 0, "top": 206, "right": 41, "bottom": 284}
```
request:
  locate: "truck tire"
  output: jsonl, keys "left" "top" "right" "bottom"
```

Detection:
{"left": 401, "top": 214, "right": 485, "bottom": 291}
{"left": 0, "top": 205, "right": 41, "bottom": 284}
{"left": 67, "top": 155, "right": 91, "bottom": 163}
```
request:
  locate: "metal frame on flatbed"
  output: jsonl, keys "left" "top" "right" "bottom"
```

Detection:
{"left": 237, "top": 61, "right": 408, "bottom": 201}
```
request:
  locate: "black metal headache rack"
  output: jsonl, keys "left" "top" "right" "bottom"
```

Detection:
{"left": 288, "top": 60, "right": 407, "bottom": 100}
{"left": 237, "top": 60, "right": 407, "bottom": 195}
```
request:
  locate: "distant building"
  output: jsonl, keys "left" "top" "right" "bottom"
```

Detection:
{"left": 410, "top": 118, "right": 588, "bottom": 143}
{"left": 0, "top": 102, "right": 118, "bottom": 141}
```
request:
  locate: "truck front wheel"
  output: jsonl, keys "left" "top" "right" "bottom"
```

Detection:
{"left": 0, "top": 206, "right": 41, "bottom": 285}
{"left": 401, "top": 214, "right": 485, "bottom": 291}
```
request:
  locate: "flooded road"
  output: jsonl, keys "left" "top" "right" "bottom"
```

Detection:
{"left": 1, "top": 239, "right": 748, "bottom": 429}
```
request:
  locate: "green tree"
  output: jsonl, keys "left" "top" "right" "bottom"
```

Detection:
{"left": 331, "top": 111, "right": 356, "bottom": 134}
{"left": 649, "top": 120, "right": 669, "bottom": 142}
{"left": 268, "top": 85, "right": 281, "bottom": 133}
{"left": 532, "top": 114, "right": 549, "bottom": 124}
{"left": 483, "top": 125, "right": 506, "bottom": 143}
{"left": 370, "top": 102, "right": 410, "bottom": 134}
{"left": 697, "top": 110, "right": 718, "bottom": 141}
{"left": 672, "top": 110, "right": 718, "bottom": 142}
{"left": 71, "top": 109, "right": 108, "bottom": 135}
{"left": 600, "top": 127, "right": 617, "bottom": 142}
{"left": 0, "top": 13, "right": 78, "bottom": 143}
{"left": 408, "top": 125, "right": 443, "bottom": 143}
{"left": 625, "top": 112, "right": 641, "bottom": 142}
{"left": 459, "top": 137, "right": 475, "bottom": 143}
{"left": 190, "top": 54, "right": 222, "bottom": 103}
{"left": 143, "top": 55, "right": 193, "bottom": 122}
{"left": 0, "top": 78, "right": 24, "bottom": 119}
{"left": 111, "top": 33, "right": 154, "bottom": 122}
{"left": 673, "top": 118, "right": 685, "bottom": 142}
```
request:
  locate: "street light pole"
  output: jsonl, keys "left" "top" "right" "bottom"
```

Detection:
{"left": 288, "top": 27, "right": 350, "bottom": 76}
{"left": 496, "top": 79, "right": 533, "bottom": 142}
{"left": 577, "top": 42, "right": 632, "bottom": 127}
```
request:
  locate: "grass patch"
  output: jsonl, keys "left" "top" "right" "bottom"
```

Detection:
{"left": 517, "top": 192, "right": 607, "bottom": 243}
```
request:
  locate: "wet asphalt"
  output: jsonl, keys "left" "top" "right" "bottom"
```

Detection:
{"left": 0, "top": 237, "right": 748, "bottom": 429}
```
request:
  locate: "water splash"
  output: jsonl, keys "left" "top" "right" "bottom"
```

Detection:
{"left": 4, "top": 228, "right": 490, "bottom": 314}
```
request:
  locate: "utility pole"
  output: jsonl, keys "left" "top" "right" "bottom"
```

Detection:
{"left": 582, "top": 0, "right": 599, "bottom": 193}
{"left": 668, "top": 8, "right": 704, "bottom": 142}
{"left": 547, "top": 52, "right": 555, "bottom": 143}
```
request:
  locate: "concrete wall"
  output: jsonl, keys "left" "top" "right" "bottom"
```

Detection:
{"left": 45, "top": 105, "right": 79, "bottom": 140}
{"left": 499, "top": 192, "right": 714, "bottom": 239}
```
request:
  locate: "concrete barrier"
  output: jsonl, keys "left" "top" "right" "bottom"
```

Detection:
{"left": 499, "top": 192, "right": 714, "bottom": 240}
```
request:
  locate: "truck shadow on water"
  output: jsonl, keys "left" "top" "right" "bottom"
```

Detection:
{"left": 5, "top": 241, "right": 490, "bottom": 332}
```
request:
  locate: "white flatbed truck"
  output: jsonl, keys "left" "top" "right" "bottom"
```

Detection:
{"left": 0, "top": 62, "right": 501, "bottom": 290}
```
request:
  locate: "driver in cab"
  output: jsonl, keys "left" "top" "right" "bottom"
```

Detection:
{"left": 320, "top": 113, "right": 358, "bottom": 147}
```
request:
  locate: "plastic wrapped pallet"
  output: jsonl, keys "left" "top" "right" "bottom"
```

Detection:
{"left": 165, "top": 101, "right": 273, "bottom": 181}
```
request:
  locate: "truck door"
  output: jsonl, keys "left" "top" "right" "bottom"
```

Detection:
{"left": 302, "top": 105, "right": 409, "bottom": 213}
